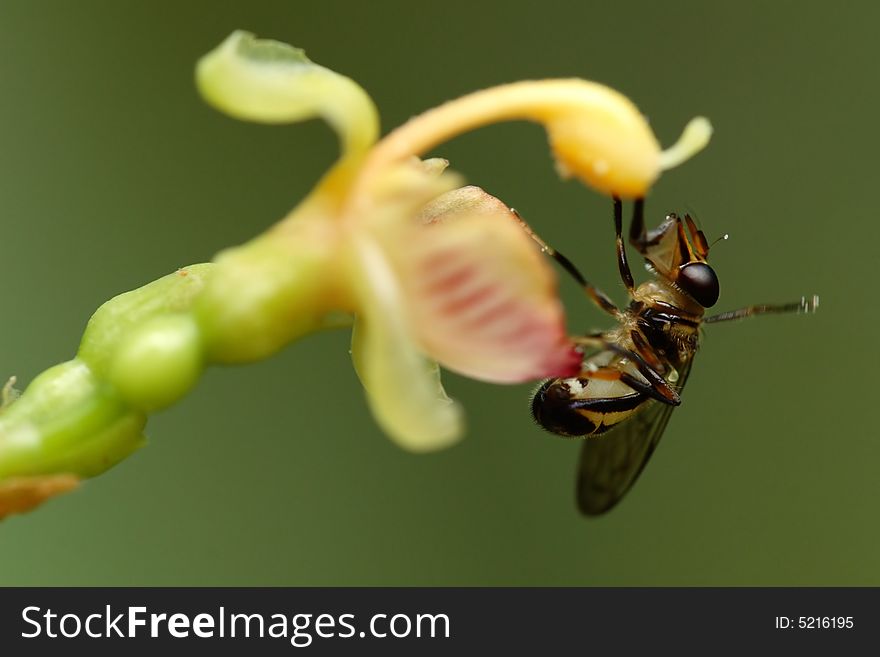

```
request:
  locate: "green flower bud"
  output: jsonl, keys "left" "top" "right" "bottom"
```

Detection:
{"left": 78, "top": 264, "right": 213, "bottom": 377}
{"left": 0, "top": 360, "right": 145, "bottom": 479}
{"left": 109, "top": 314, "right": 204, "bottom": 412}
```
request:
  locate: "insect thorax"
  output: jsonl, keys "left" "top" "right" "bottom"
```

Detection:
{"left": 629, "top": 281, "right": 704, "bottom": 369}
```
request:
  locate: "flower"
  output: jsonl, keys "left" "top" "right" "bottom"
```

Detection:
{"left": 0, "top": 31, "right": 711, "bottom": 517}
{"left": 347, "top": 175, "right": 583, "bottom": 450}
{"left": 192, "top": 31, "right": 711, "bottom": 451}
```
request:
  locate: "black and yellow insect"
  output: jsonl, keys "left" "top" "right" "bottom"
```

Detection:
{"left": 526, "top": 199, "right": 817, "bottom": 516}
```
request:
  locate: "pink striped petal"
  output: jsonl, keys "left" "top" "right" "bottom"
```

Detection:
{"left": 393, "top": 186, "right": 581, "bottom": 383}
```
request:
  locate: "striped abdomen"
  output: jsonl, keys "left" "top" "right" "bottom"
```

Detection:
{"left": 531, "top": 371, "right": 649, "bottom": 437}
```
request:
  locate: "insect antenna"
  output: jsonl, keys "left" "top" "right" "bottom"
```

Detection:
{"left": 709, "top": 233, "right": 729, "bottom": 248}
{"left": 704, "top": 295, "right": 819, "bottom": 323}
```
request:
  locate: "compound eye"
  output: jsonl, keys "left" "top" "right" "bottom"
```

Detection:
{"left": 678, "top": 262, "right": 719, "bottom": 307}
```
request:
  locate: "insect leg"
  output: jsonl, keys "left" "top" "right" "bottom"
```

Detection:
{"left": 511, "top": 209, "right": 619, "bottom": 317}
{"left": 628, "top": 197, "right": 648, "bottom": 250}
{"left": 613, "top": 197, "right": 635, "bottom": 293}
{"left": 628, "top": 329, "right": 665, "bottom": 372}
{"left": 704, "top": 295, "right": 819, "bottom": 324}
{"left": 577, "top": 364, "right": 672, "bottom": 404}
{"left": 573, "top": 335, "right": 680, "bottom": 405}
{"left": 628, "top": 198, "right": 673, "bottom": 255}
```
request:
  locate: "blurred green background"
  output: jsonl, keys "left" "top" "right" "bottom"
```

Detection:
{"left": 1, "top": 0, "right": 876, "bottom": 585}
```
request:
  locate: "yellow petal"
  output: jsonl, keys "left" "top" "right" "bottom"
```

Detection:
{"left": 396, "top": 186, "right": 581, "bottom": 383}
{"left": 196, "top": 31, "right": 378, "bottom": 155}
{"left": 348, "top": 237, "right": 463, "bottom": 452}
{"left": 358, "top": 80, "right": 711, "bottom": 201}
{"left": 658, "top": 117, "right": 713, "bottom": 171}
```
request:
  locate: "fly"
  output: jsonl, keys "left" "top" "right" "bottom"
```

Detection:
{"left": 523, "top": 199, "right": 817, "bottom": 516}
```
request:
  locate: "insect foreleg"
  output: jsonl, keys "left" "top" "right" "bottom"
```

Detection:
{"left": 511, "top": 208, "right": 619, "bottom": 317}
{"left": 613, "top": 198, "right": 635, "bottom": 293}
{"left": 628, "top": 197, "right": 649, "bottom": 251}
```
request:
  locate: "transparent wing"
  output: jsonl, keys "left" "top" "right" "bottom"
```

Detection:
{"left": 576, "top": 358, "right": 693, "bottom": 516}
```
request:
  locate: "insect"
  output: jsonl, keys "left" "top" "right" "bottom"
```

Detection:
{"left": 524, "top": 199, "right": 817, "bottom": 515}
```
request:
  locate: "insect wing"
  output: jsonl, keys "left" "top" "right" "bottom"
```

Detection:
{"left": 576, "top": 359, "right": 693, "bottom": 515}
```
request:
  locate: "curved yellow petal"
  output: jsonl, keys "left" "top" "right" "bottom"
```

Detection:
{"left": 196, "top": 31, "right": 378, "bottom": 156}
{"left": 358, "top": 80, "right": 711, "bottom": 202}
{"left": 393, "top": 186, "right": 581, "bottom": 383}
{"left": 348, "top": 237, "right": 463, "bottom": 452}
